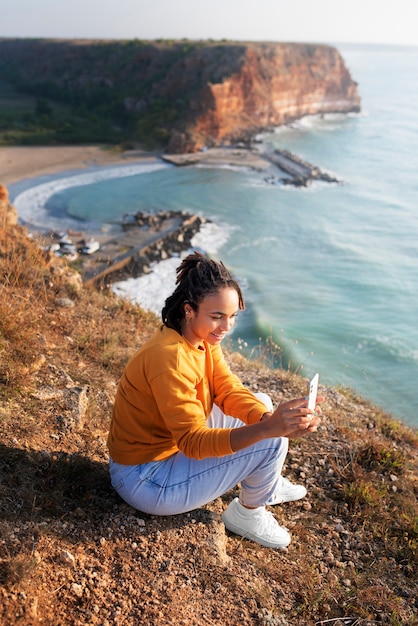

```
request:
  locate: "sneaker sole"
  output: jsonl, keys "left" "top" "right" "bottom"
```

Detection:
{"left": 221, "top": 515, "right": 290, "bottom": 549}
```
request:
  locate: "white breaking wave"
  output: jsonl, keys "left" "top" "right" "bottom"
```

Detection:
{"left": 112, "top": 255, "right": 181, "bottom": 315}
{"left": 111, "top": 221, "right": 231, "bottom": 315}
{"left": 13, "top": 161, "right": 169, "bottom": 231}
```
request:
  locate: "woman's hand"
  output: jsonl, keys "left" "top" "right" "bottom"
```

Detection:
{"left": 261, "top": 396, "right": 323, "bottom": 439}
{"left": 230, "top": 396, "right": 323, "bottom": 452}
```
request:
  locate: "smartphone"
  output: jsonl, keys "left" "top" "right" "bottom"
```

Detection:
{"left": 307, "top": 373, "right": 319, "bottom": 414}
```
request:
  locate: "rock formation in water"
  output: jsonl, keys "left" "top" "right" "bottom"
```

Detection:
{"left": 0, "top": 39, "right": 360, "bottom": 153}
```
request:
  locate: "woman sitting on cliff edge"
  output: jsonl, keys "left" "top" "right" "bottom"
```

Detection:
{"left": 107, "top": 251, "right": 322, "bottom": 549}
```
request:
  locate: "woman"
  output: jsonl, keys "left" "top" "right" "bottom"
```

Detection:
{"left": 108, "top": 252, "right": 321, "bottom": 549}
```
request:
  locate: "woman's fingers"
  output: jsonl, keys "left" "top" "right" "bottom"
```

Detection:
{"left": 279, "top": 407, "right": 314, "bottom": 432}
{"left": 267, "top": 394, "right": 324, "bottom": 438}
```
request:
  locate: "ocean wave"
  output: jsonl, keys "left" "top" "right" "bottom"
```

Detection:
{"left": 13, "top": 161, "right": 169, "bottom": 231}
{"left": 189, "top": 220, "right": 233, "bottom": 254}
{"left": 227, "top": 235, "right": 278, "bottom": 255}
{"left": 356, "top": 335, "right": 418, "bottom": 363}
{"left": 112, "top": 255, "right": 181, "bottom": 315}
{"left": 263, "top": 111, "right": 362, "bottom": 136}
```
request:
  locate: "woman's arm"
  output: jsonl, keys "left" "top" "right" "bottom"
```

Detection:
{"left": 210, "top": 345, "right": 274, "bottom": 424}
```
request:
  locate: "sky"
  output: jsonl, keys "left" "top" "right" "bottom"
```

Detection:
{"left": 2, "top": 0, "right": 417, "bottom": 47}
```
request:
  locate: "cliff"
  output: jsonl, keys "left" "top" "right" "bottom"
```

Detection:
{"left": 0, "top": 216, "right": 417, "bottom": 626}
{"left": 0, "top": 38, "right": 360, "bottom": 152}
{"left": 174, "top": 43, "right": 360, "bottom": 152}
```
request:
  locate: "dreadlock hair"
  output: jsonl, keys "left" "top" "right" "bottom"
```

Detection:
{"left": 162, "top": 251, "right": 245, "bottom": 334}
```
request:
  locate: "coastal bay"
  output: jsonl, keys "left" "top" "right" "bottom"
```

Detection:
{"left": 3, "top": 43, "right": 418, "bottom": 429}
{"left": 0, "top": 144, "right": 272, "bottom": 291}
{"left": 3, "top": 78, "right": 418, "bottom": 428}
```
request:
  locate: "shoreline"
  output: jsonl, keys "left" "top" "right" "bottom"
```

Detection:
{"left": 0, "top": 145, "right": 161, "bottom": 187}
{"left": 0, "top": 145, "right": 271, "bottom": 189}
{"left": 0, "top": 145, "right": 221, "bottom": 296}
{"left": 1, "top": 143, "right": 338, "bottom": 195}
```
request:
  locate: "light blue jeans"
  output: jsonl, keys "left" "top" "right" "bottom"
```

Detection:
{"left": 109, "top": 393, "right": 288, "bottom": 515}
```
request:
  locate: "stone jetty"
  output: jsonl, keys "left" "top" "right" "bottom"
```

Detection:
{"left": 264, "top": 149, "right": 340, "bottom": 187}
{"left": 79, "top": 210, "right": 208, "bottom": 287}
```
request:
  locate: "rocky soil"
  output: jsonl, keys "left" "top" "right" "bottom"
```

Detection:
{"left": 0, "top": 223, "right": 417, "bottom": 626}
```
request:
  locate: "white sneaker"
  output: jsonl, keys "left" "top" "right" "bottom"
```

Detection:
{"left": 221, "top": 498, "right": 291, "bottom": 549}
{"left": 267, "top": 477, "right": 307, "bottom": 505}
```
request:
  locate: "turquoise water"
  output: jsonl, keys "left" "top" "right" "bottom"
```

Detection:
{"left": 10, "top": 44, "right": 418, "bottom": 427}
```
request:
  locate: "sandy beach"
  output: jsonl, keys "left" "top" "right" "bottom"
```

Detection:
{"left": 0, "top": 145, "right": 271, "bottom": 188}
{"left": 0, "top": 145, "right": 160, "bottom": 187}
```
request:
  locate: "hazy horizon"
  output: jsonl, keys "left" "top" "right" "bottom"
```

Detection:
{"left": 2, "top": 0, "right": 417, "bottom": 48}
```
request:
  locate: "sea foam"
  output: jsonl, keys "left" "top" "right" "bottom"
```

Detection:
{"left": 111, "top": 221, "right": 232, "bottom": 314}
{"left": 12, "top": 162, "right": 169, "bottom": 232}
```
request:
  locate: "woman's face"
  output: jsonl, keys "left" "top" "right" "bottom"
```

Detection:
{"left": 182, "top": 287, "right": 240, "bottom": 347}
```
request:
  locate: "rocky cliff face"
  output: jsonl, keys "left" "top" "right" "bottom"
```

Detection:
{"left": 184, "top": 44, "right": 360, "bottom": 152}
{"left": 0, "top": 39, "right": 360, "bottom": 153}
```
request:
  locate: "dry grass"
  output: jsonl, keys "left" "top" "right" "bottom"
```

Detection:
{"left": 0, "top": 222, "right": 417, "bottom": 625}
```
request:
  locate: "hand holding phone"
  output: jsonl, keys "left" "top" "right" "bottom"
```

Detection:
{"left": 307, "top": 373, "right": 319, "bottom": 415}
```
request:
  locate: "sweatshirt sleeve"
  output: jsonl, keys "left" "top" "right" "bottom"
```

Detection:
{"left": 210, "top": 344, "right": 269, "bottom": 423}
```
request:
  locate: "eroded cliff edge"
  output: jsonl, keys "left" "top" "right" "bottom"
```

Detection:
{"left": 171, "top": 42, "right": 361, "bottom": 152}
{"left": 0, "top": 39, "right": 360, "bottom": 153}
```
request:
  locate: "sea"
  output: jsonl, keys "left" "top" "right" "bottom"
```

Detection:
{"left": 8, "top": 43, "right": 418, "bottom": 429}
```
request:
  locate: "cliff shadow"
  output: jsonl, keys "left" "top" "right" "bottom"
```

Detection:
{"left": 0, "top": 444, "right": 220, "bottom": 530}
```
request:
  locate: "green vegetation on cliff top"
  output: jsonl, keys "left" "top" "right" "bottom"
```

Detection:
{"left": 0, "top": 38, "right": 239, "bottom": 149}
